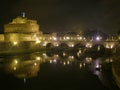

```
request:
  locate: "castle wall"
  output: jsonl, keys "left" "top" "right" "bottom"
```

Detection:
{"left": 4, "top": 23, "right": 39, "bottom": 33}
{"left": 0, "top": 34, "right": 4, "bottom": 41}
{"left": 4, "top": 33, "right": 36, "bottom": 42}
{"left": 4, "top": 16, "right": 40, "bottom": 33}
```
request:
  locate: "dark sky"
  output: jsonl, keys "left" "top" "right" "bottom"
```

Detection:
{"left": 0, "top": 0, "right": 120, "bottom": 34}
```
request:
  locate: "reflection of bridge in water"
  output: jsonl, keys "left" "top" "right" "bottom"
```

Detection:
{"left": 0, "top": 52, "right": 113, "bottom": 79}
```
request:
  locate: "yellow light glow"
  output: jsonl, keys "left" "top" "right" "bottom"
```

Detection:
{"left": 34, "top": 34, "right": 37, "bottom": 37}
{"left": 67, "top": 61, "right": 70, "bottom": 65}
{"left": 105, "top": 44, "right": 114, "bottom": 49}
{"left": 80, "top": 63, "right": 82, "bottom": 68}
{"left": 69, "top": 56, "right": 74, "bottom": 59}
{"left": 71, "top": 44, "right": 74, "bottom": 47}
{"left": 86, "top": 43, "right": 92, "bottom": 48}
{"left": 13, "top": 41, "right": 18, "bottom": 45}
{"left": 110, "top": 59, "right": 113, "bottom": 62}
{"left": 78, "top": 37, "right": 82, "bottom": 40}
{"left": 63, "top": 52, "right": 66, "bottom": 56}
{"left": 71, "top": 56, "right": 74, "bottom": 59}
{"left": 97, "top": 46, "right": 100, "bottom": 51}
{"left": 77, "top": 50, "right": 82, "bottom": 55}
{"left": 14, "top": 67, "right": 17, "bottom": 70}
{"left": 83, "top": 63, "right": 85, "bottom": 66}
{"left": 36, "top": 56, "right": 41, "bottom": 60}
{"left": 63, "top": 62, "right": 66, "bottom": 65}
{"left": 36, "top": 40, "right": 41, "bottom": 44}
{"left": 43, "top": 42, "right": 47, "bottom": 46}
{"left": 14, "top": 59, "right": 18, "bottom": 64}
{"left": 110, "top": 45, "right": 114, "bottom": 48}
{"left": 34, "top": 62, "right": 37, "bottom": 66}
{"left": 50, "top": 60, "right": 52, "bottom": 63}
{"left": 66, "top": 37, "right": 70, "bottom": 40}
{"left": 53, "top": 37, "right": 57, "bottom": 41}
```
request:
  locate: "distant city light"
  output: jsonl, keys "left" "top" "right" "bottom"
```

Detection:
{"left": 96, "top": 36, "right": 100, "bottom": 41}
{"left": 53, "top": 37, "right": 57, "bottom": 41}
{"left": 35, "top": 39, "right": 41, "bottom": 44}
{"left": 22, "top": 12, "right": 26, "bottom": 17}
{"left": 66, "top": 37, "right": 70, "bottom": 40}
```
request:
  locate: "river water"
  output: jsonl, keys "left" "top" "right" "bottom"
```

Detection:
{"left": 0, "top": 51, "right": 119, "bottom": 90}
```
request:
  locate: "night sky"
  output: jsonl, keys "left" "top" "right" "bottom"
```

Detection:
{"left": 0, "top": 0, "right": 120, "bottom": 34}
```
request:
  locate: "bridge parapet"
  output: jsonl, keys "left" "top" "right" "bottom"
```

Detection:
{"left": 38, "top": 35, "right": 119, "bottom": 49}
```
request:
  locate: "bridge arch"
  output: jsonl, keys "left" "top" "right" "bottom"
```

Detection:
{"left": 114, "top": 44, "right": 120, "bottom": 54}
{"left": 74, "top": 43, "right": 85, "bottom": 49}
{"left": 92, "top": 44, "right": 105, "bottom": 52}
{"left": 46, "top": 43, "right": 54, "bottom": 49}
{"left": 58, "top": 43, "right": 69, "bottom": 49}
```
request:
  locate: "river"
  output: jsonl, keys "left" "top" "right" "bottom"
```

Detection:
{"left": 0, "top": 51, "right": 119, "bottom": 90}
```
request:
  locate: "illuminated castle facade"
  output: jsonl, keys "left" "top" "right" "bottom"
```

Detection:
{"left": 4, "top": 16, "right": 41, "bottom": 42}
{"left": 0, "top": 15, "right": 56, "bottom": 53}
{"left": 0, "top": 16, "right": 46, "bottom": 53}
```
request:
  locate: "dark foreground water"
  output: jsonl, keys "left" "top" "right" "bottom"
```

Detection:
{"left": 0, "top": 51, "right": 119, "bottom": 90}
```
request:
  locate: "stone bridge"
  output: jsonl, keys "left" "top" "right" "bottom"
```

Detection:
{"left": 39, "top": 36, "right": 119, "bottom": 49}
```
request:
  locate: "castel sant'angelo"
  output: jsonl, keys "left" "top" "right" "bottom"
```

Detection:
{"left": 0, "top": 14, "right": 55, "bottom": 54}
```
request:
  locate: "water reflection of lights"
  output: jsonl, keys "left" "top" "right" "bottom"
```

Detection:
{"left": 83, "top": 63, "right": 85, "bottom": 66}
{"left": 2, "top": 51, "right": 114, "bottom": 81}
{"left": 34, "top": 62, "right": 37, "bottom": 66}
{"left": 110, "top": 59, "right": 113, "bottom": 62}
{"left": 94, "top": 59, "right": 102, "bottom": 77}
{"left": 24, "top": 78, "right": 26, "bottom": 84}
{"left": 86, "top": 43, "right": 92, "bottom": 48}
{"left": 97, "top": 46, "right": 100, "bottom": 51}
{"left": 43, "top": 53, "right": 47, "bottom": 57}
{"left": 68, "top": 56, "right": 74, "bottom": 60}
{"left": 49, "top": 59, "right": 57, "bottom": 64}
{"left": 11, "top": 59, "right": 19, "bottom": 71}
{"left": 80, "top": 63, "right": 82, "bottom": 68}
{"left": 36, "top": 56, "right": 41, "bottom": 60}
{"left": 50, "top": 60, "right": 52, "bottom": 63}
{"left": 49, "top": 60, "right": 72, "bottom": 66}
{"left": 105, "top": 58, "right": 113, "bottom": 63}
{"left": 67, "top": 61, "right": 70, "bottom": 65}
{"left": 53, "top": 54, "right": 59, "bottom": 59}
{"left": 14, "top": 66, "right": 17, "bottom": 70}
{"left": 63, "top": 52, "right": 66, "bottom": 57}
{"left": 85, "top": 57, "right": 92, "bottom": 64}
{"left": 63, "top": 62, "right": 66, "bottom": 65}
{"left": 53, "top": 59, "right": 57, "bottom": 63}
{"left": 5, "top": 58, "right": 41, "bottom": 79}
{"left": 42, "top": 53, "right": 48, "bottom": 59}
{"left": 77, "top": 50, "right": 82, "bottom": 56}
{"left": 95, "top": 63, "right": 101, "bottom": 71}
{"left": 14, "top": 59, "right": 18, "bottom": 64}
